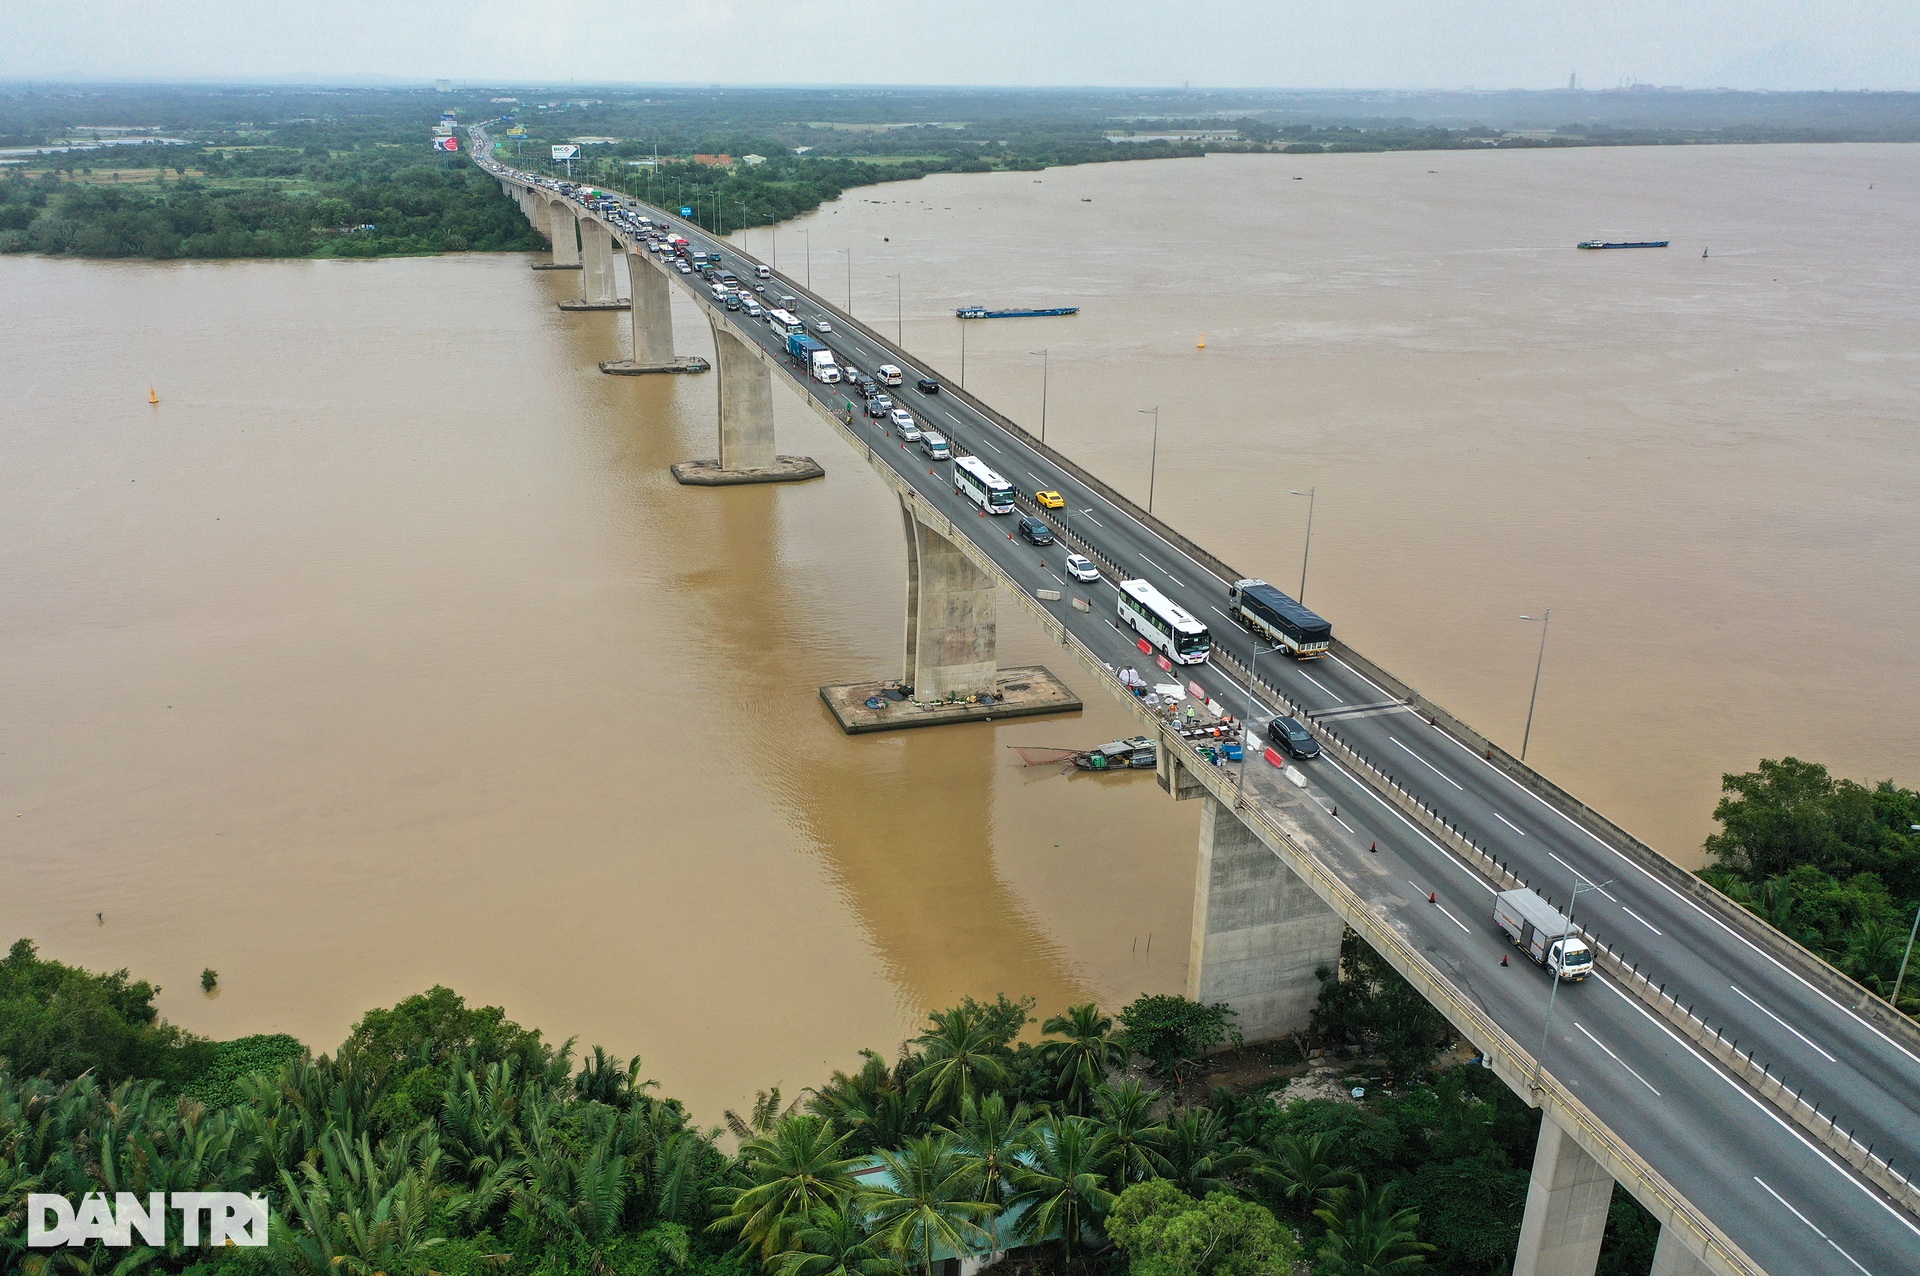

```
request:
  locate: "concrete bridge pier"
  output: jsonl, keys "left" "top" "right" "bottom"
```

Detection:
{"left": 669, "top": 317, "right": 821, "bottom": 485}
{"left": 560, "top": 216, "right": 628, "bottom": 311}
{"left": 900, "top": 502, "right": 999, "bottom": 702}
{"left": 1513, "top": 1119, "right": 1617, "bottom": 1276}
{"left": 1647, "top": 1228, "right": 1716, "bottom": 1276}
{"left": 1187, "top": 796, "right": 1346, "bottom": 1041}
{"left": 532, "top": 196, "right": 581, "bottom": 271}
{"left": 600, "top": 251, "right": 705, "bottom": 376}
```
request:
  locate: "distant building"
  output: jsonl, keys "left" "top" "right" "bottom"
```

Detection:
{"left": 692, "top": 153, "right": 734, "bottom": 167}
{"left": 435, "top": 80, "right": 451, "bottom": 93}
{"left": 741, "top": 153, "right": 766, "bottom": 166}
{"left": 1105, "top": 129, "right": 1241, "bottom": 143}
{"left": 491, "top": 97, "right": 520, "bottom": 104}
{"left": 569, "top": 136, "right": 623, "bottom": 145}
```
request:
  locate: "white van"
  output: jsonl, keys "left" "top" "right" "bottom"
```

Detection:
{"left": 755, "top": 265, "right": 771, "bottom": 279}
{"left": 876, "top": 364, "right": 904, "bottom": 387}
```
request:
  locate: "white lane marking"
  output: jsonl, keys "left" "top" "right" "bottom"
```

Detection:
{"left": 1494, "top": 811, "right": 1528, "bottom": 836}
{"left": 1621, "top": 907, "right": 1662, "bottom": 935}
{"left": 1574, "top": 1022, "right": 1662, "bottom": 1095}
{"left": 1548, "top": 851, "right": 1619, "bottom": 901}
{"left": 1301, "top": 671, "right": 1343, "bottom": 702}
{"left": 1080, "top": 511, "right": 1103, "bottom": 528}
{"left": 1595, "top": 978, "right": 1920, "bottom": 1241}
{"left": 977, "top": 438, "right": 1003, "bottom": 454}
{"left": 1317, "top": 757, "right": 1494, "bottom": 893}
{"left": 1430, "top": 726, "right": 1920, "bottom": 1073}
{"left": 1330, "top": 654, "right": 1398, "bottom": 702}
{"left": 1730, "top": 984, "right": 1839, "bottom": 1064}
{"left": 1753, "top": 1177, "right": 1875, "bottom": 1275}
{"left": 1388, "top": 736, "right": 1466, "bottom": 790}
{"left": 1436, "top": 904, "right": 1469, "bottom": 933}
{"left": 1137, "top": 554, "right": 1184, "bottom": 586}
{"left": 1210, "top": 606, "right": 1234, "bottom": 623}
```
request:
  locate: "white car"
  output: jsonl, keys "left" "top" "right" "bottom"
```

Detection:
{"left": 1065, "top": 553, "right": 1101, "bottom": 583}
{"left": 814, "top": 317, "right": 832, "bottom": 334}
{"left": 889, "top": 409, "right": 921, "bottom": 441}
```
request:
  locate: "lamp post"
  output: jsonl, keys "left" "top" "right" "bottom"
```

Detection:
{"left": 1136, "top": 406, "right": 1160, "bottom": 513}
{"left": 1235, "top": 638, "right": 1277, "bottom": 805}
{"left": 1894, "top": 826, "right": 1920, "bottom": 1011}
{"left": 802, "top": 228, "right": 811, "bottom": 290}
{"left": 836, "top": 247, "right": 851, "bottom": 311}
{"left": 1519, "top": 610, "right": 1553, "bottom": 762}
{"left": 885, "top": 273, "right": 902, "bottom": 344}
{"left": 960, "top": 315, "right": 968, "bottom": 389}
{"left": 1030, "top": 348, "right": 1050, "bottom": 444}
{"left": 1532, "top": 878, "right": 1612, "bottom": 1093}
{"left": 1290, "top": 487, "right": 1315, "bottom": 602}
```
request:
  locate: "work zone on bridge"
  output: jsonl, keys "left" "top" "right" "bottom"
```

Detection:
{"left": 473, "top": 126, "right": 1920, "bottom": 1276}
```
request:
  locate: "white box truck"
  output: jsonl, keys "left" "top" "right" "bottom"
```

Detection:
{"left": 1494, "top": 888, "right": 1593, "bottom": 981}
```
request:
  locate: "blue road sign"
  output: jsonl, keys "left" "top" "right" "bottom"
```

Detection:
{"left": 680, "top": 207, "right": 693, "bottom": 217}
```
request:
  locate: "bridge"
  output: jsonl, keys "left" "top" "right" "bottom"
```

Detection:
{"left": 473, "top": 129, "right": 1920, "bottom": 1276}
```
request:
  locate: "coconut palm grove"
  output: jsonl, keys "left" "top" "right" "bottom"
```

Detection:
{"left": 0, "top": 935, "right": 1686, "bottom": 1276}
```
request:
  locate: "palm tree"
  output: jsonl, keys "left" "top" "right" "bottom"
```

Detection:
{"left": 775, "top": 1206, "right": 903, "bottom": 1276}
{"left": 1089, "top": 1079, "right": 1167, "bottom": 1190}
{"left": 1315, "top": 1177, "right": 1433, "bottom": 1275}
{"left": 1007, "top": 1115, "right": 1115, "bottom": 1266}
{"left": 860, "top": 1135, "right": 997, "bottom": 1276}
{"left": 1262, "top": 1132, "right": 1355, "bottom": 1223}
{"left": 728, "top": 1086, "right": 803, "bottom": 1139}
{"left": 1039, "top": 1004, "right": 1126, "bottom": 1114}
{"left": 910, "top": 1007, "right": 1012, "bottom": 1119}
{"left": 1157, "top": 1107, "right": 1254, "bottom": 1196}
{"left": 809, "top": 1051, "right": 930, "bottom": 1154}
{"left": 947, "top": 1093, "right": 1032, "bottom": 1264}
{"left": 713, "top": 1114, "right": 862, "bottom": 1260}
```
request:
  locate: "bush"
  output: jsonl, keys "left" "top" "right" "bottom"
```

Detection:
{"left": 0, "top": 937, "right": 213, "bottom": 1086}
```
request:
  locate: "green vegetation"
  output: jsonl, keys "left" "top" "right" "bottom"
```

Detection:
{"left": 1700, "top": 758, "right": 1920, "bottom": 1014}
{"left": 4, "top": 936, "right": 1645, "bottom": 1276}
{"left": 4, "top": 84, "right": 1915, "bottom": 260}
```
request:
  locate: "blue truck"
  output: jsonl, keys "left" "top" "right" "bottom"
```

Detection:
{"left": 785, "top": 332, "right": 840, "bottom": 383}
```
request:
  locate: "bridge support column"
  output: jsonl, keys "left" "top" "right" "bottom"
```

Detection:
{"left": 561, "top": 216, "right": 628, "bottom": 311}
{"left": 532, "top": 198, "right": 581, "bottom": 270}
{"left": 1648, "top": 1227, "right": 1714, "bottom": 1276}
{"left": 601, "top": 252, "right": 703, "bottom": 375}
{"left": 1187, "top": 796, "right": 1345, "bottom": 1042}
{"left": 1513, "top": 1119, "right": 1616, "bottom": 1276}
{"left": 902, "top": 502, "right": 998, "bottom": 701}
{"left": 668, "top": 318, "right": 821, "bottom": 485}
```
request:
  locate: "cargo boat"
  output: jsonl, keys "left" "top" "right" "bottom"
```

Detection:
{"left": 1576, "top": 240, "right": 1670, "bottom": 250}
{"left": 954, "top": 306, "right": 1081, "bottom": 319}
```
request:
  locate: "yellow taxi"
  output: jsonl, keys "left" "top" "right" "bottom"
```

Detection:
{"left": 1034, "top": 490, "right": 1065, "bottom": 510}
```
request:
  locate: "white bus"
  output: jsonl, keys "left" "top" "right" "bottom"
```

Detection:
{"left": 1118, "top": 579, "right": 1212, "bottom": 665}
{"left": 953, "top": 455, "right": 1015, "bottom": 514}
{"left": 766, "top": 308, "right": 804, "bottom": 336}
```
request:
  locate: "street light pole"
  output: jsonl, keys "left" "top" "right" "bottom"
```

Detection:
{"left": 1290, "top": 487, "right": 1315, "bottom": 602}
{"left": 1030, "top": 348, "right": 1049, "bottom": 444}
{"left": 839, "top": 247, "right": 851, "bottom": 311}
{"left": 1532, "top": 878, "right": 1612, "bottom": 1093}
{"left": 1519, "top": 610, "right": 1553, "bottom": 761}
{"left": 1894, "top": 833, "right": 1920, "bottom": 1011}
{"left": 960, "top": 317, "right": 968, "bottom": 389}
{"left": 1136, "top": 406, "right": 1160, "bottom": 513}
{"left": 802, "top": 229, "right": 811, "bottom": 290}
{"left": 886, "top": 273, "right": 902, "bottom": 344}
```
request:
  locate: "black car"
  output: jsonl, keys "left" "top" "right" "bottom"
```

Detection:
{"left": 1017, "top": 516, "right": 1054, "bottom": 546}
{"left": 854, "top": 377, "right": 880, "bottom": 398}
{"left": 1266, "top": 716, "right": 1320, "bottom": 760}
{"left": 917, "top": 377, "right": 942, "bottom": 395}
{"left": 866, "top": 398, "right": 890, "bottom": 419}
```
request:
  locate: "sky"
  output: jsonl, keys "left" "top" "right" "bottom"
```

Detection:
{"left": 4, "top": 0, "right": 1916, "bottom": 91}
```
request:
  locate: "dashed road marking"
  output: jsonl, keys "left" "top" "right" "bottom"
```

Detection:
{"left": 1389, "top": 736, "right": 1465, "bottom": 790}
{"left": 1731, "top": 984, "right": 1838, "bottom": 1063}
{"left": 1574, "top": 1022, "right": 1661, "bottom": 1095}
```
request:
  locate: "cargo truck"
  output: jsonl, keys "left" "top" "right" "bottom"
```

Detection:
{"left": 1493, "top": 888, "right": 1593, "bottom": 981}
{"left": 786, "top": 332, "right": 841, "bottom": 383}
{"left": 1226, "top": 579, "right": 1332, "bottom": 658}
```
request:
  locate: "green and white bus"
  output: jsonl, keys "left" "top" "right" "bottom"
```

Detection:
{"left": 1119, "top": 578, "right": 1211, "bottom": 665}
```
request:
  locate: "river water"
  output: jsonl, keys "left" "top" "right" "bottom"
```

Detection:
{"left": 3, "top": 144, "right": 1915, "bottom": 1119}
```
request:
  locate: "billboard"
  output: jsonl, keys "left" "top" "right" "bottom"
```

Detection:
{"left": 551, "top": 144, "right": 581, "bottom": 161}
{"left": 433, "top": 136, "right": 458, "bottom": 152}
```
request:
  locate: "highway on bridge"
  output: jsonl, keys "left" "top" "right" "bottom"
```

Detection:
{"left": 483, "top": 137, "right": 1920, "bottom": 1275}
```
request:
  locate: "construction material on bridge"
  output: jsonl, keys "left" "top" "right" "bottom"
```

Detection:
{"left": 954, "top": 306, "right": 1081, "bottom": 319}
{"left": 670, "top": 456, "right": 825, "bottom": 486}
{"left": 820, "top": 666, "right": 1081, "bottom": 734}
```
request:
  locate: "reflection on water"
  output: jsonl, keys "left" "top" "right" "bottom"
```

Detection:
{"left": 5, "top": 144, "right": 1915, "bottom": 1118}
